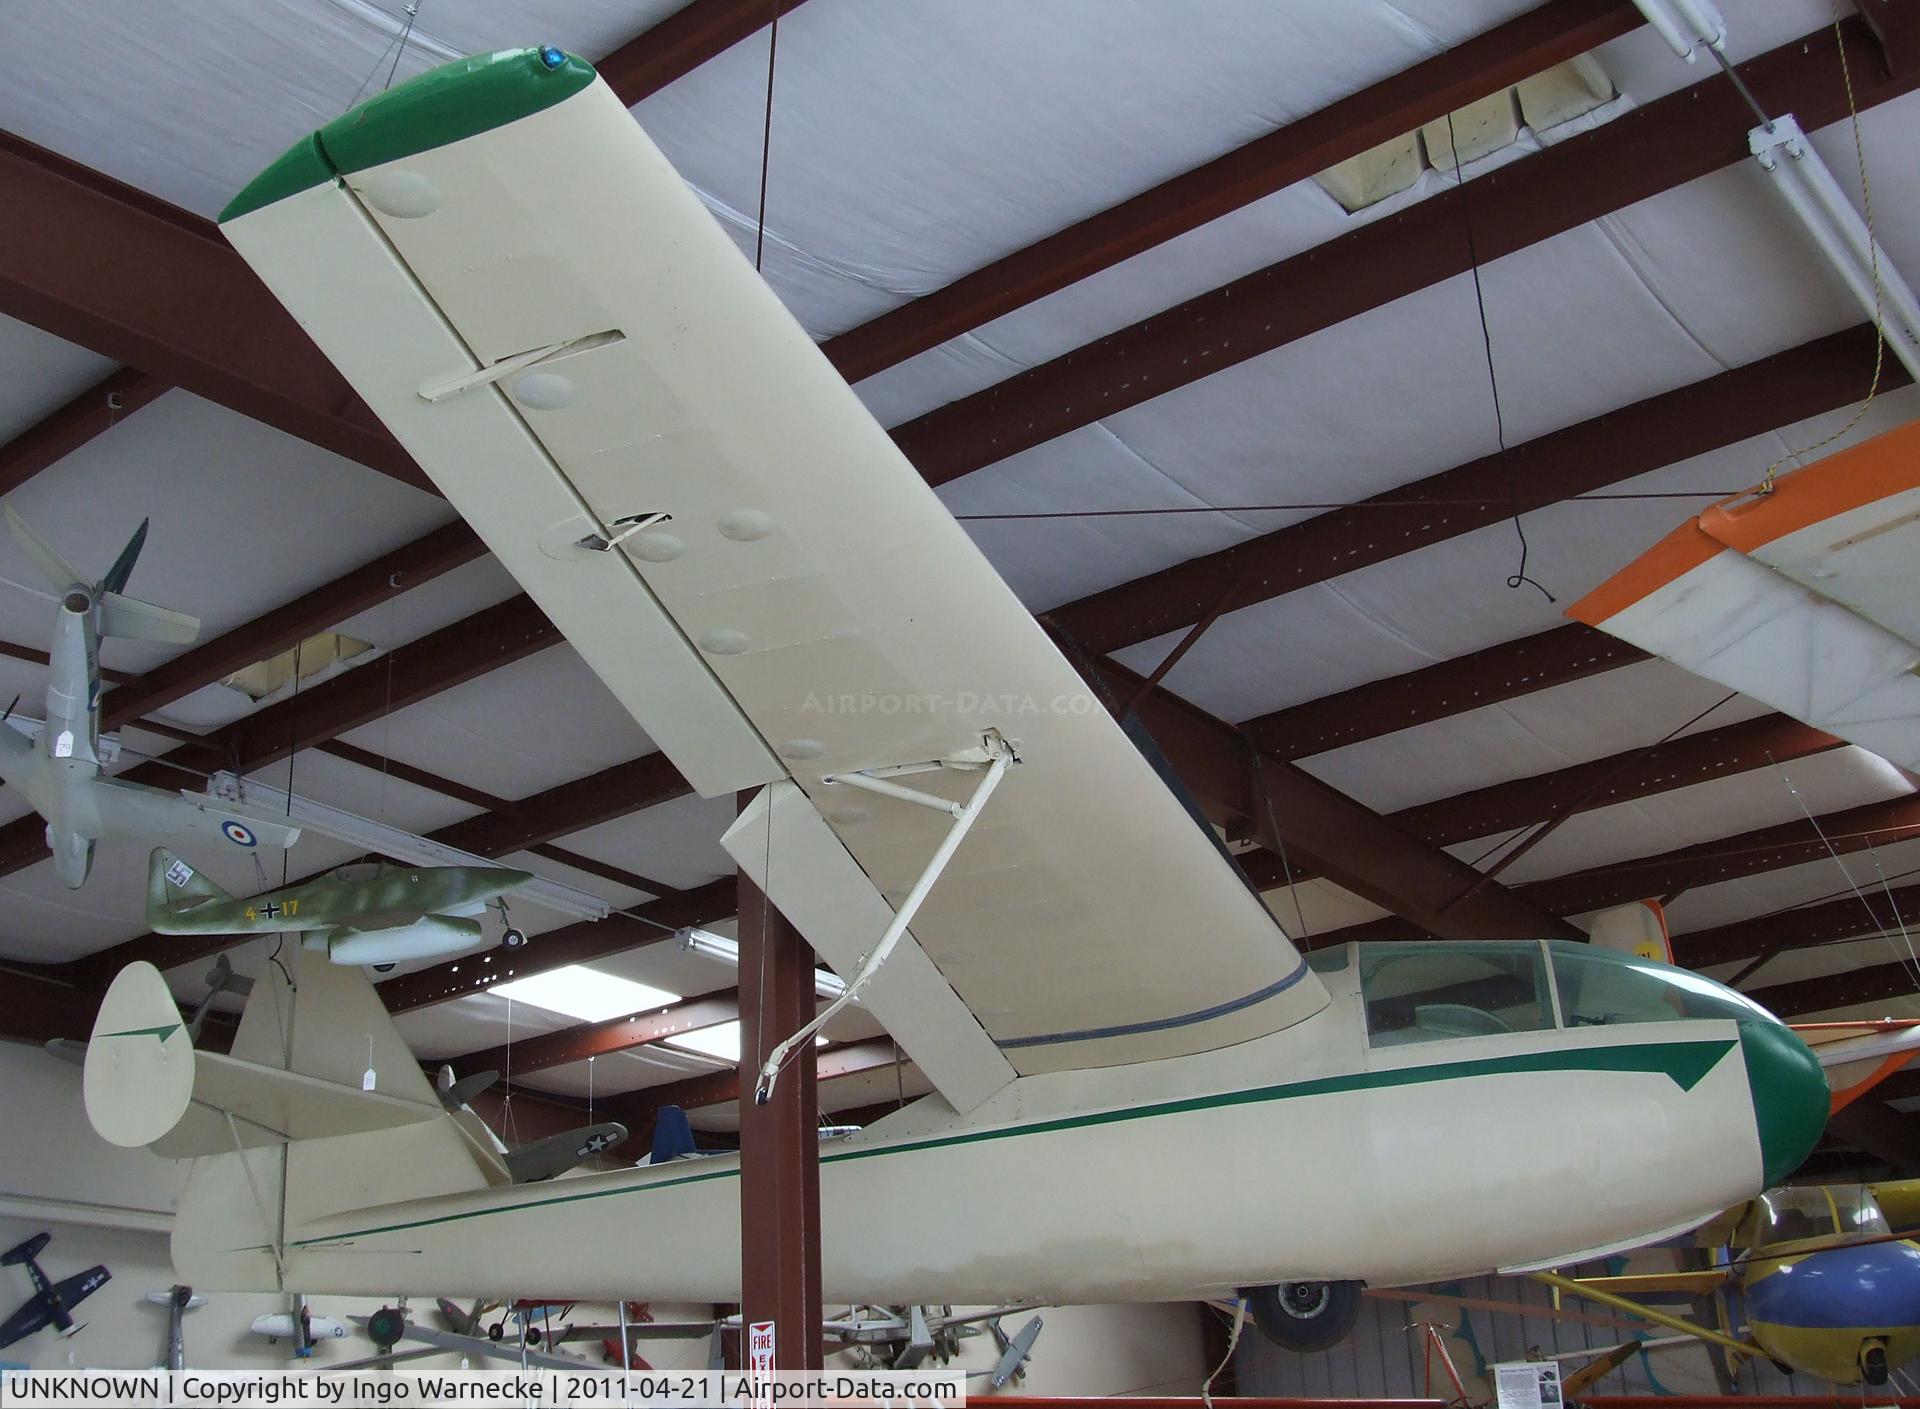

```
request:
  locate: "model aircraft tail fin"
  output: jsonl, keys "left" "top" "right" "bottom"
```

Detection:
{"left": 1585, "top": 899, "right": 1673, "bottom": 963}
{"left": 163, "top": 946, "right": 495, "bottom": 1291}
{"left": 147, "top": 848, "right": 232, "bottom": 921}
{"left": 5, "top": 506, "right": 88, "bottom": 594}
{"left": 101, "top": 518, "right": 148, "bottom": 595}
{"left": 0, "top": 1232, "right": 50, "bottom": 1268}
{"left": 97, "top": 590, "right": 200, "bottom": 644}
{"left": 84, "top": 959, "right": 443, "bottom": 1151}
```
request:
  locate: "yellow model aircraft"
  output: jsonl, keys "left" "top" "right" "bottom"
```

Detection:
{"left": 1549, "top": 1178, "right": 1920, "bottom": 1388}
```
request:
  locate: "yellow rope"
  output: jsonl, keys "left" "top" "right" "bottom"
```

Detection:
{"left": 1758, "top": 9, "right": 1885, "bottom": 493}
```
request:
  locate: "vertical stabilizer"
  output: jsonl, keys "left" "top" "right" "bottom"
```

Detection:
{"left": 171, "top": 947, "right": 494, "bottom": 1292}
{"left": 101, "top": 519, "right": 149, "bottom": 595}
{"left": 1586, "top": 900, "right": 1673, "bottom": 963}
{"left": 147, "top": 849, "right": 232, "bottom": 925}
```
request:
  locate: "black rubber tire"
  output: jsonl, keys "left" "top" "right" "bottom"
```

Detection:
{"left": 1244, "top": 1281, "right": 1363, "bottom": 1353}
{"left": 1863, "top": 1345, "right": 1889, "bottom": 1387}
{"left": 372, "top": 963, "right": 396, "bottom": 974}
{"left": 487, "top": 1323, "right": 504, "bottom": 1342}
{"left": 503, "top": 928, "right": 527, "bottom": 949}
{"left": 366, "top": 1306, "right": 407, "bottom": 1353}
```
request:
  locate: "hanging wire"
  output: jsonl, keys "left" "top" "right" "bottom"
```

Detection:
{"left": 1769, "top": 756, "right": 1920, "bottom": 989}
{"left": 346, "top": 1, "right": 424, "bottom": 108}
{"left": 500, "top": 993, "right": 518, "bottom": 1146}
{"left": 1442, "top": 112, "right": 1553, "bottom": 605}
{"left": 951, "top": 488, "right": 1745, "bottom": 523}
{"left": 382, "top": 2, "right": 421, "bottom": 91}
{"left": 1252, "top": 747, "right": 1312, "bottom": 945}
{"left": 1461, "top": 690, "right": 1737, "bottom": 876}
{"left": 281, "top": 638, "right": 304, "bottom": 888}
{"left": 753, "top": 3, "right": 780, "bottom": 274}
{"left": 1753, "top": 8, "right": 1886, "bottom": 494}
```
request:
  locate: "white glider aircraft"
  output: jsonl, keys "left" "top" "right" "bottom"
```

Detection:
{"left": 80, "top": 46, "right": 1831, "bottom": 1354}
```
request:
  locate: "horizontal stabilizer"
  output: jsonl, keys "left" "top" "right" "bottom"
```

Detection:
{"left": 97, "top": 590, "right": 199, "bottom": 644}
{"left": 5, "top": 506, "right": 85, "bottom": 594}
{"left": 85, "top": 961, "right": 440, "bottom": 1151}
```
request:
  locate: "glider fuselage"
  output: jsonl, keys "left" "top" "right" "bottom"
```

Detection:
{"left": 173, "top": 941, "right": 1826, "bottom": 1306}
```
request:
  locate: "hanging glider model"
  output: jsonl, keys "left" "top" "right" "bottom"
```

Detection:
{"left": 145, "top": 847, "right": 531, "bottom": 969}
{"left": 0, "top": 510, "right": 299, "bottom": 887}
{"left": 133, "top": 45, "right": 1836, "bottom": 1350}
{"left": 1570, "top": 417, "right": 1920, "bottom": 771}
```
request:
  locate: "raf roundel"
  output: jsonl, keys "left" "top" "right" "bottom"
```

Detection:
{"left": 221, "top": 820, "right": 259, "bottom": 849}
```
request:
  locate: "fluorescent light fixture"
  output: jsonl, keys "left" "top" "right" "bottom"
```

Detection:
{"left": 203, "top": 771, "right": 611, "bottom": 923}
{"left": 664, "top": 1019, "right": 825, "bottom": 1065}
{"left": 1751, "top": 114, "right": 1920, "bottom": 385}
{"left": 490, "top": 964, "right": 680, "bottom": 1023}
{"left": 678, "top": 926, "right": 850, "bottom": 1000}
{"left": 1631, "top": 0, "right": 1726, "bottom": 62}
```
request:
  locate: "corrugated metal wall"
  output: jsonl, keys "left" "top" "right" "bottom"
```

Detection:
{"left": 1233, "top": 1270, "right": 1829, "bottom": 1399}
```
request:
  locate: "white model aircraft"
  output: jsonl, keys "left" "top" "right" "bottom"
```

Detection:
{"left": 0, "top": 508, "right": 299, "bottom": 886}
{"left": 81, "top": 45, "right": 1829, "bottom": 1354}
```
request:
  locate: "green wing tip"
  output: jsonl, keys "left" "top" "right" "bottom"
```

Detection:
{"left": 219, "top": 132, "right": 334, "bottom": 224}
{"left": 220, "top": 47, "right": 596, "bottom": 223}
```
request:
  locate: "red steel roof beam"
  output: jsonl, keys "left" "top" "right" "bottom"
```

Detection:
{"left": 886, "top": 16, "right": 1915, "bottom": 486}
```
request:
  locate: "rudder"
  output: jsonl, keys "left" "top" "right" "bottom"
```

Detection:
{"left": 147, "top": 848, "right": 232, "bottom": 924}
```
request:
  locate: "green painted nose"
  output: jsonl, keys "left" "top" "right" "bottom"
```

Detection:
{"left": 1739, "top": 1020, "right": 1830, "bottom": 1185}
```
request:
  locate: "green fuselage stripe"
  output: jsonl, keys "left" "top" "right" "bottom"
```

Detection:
{"left": 289, "top": 1039, "right": 1736, "bottom": 1249}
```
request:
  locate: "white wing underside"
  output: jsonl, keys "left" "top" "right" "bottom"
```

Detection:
{"left": 220, "top": 69, "right": 1325, "bottom": 1107}
{"left": 1572, "top": 421, "right": 1920, "bottom": 771}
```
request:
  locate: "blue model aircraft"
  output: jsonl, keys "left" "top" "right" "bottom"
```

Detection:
{"left": 0, "top": 1234, "right": 109, "bottom": 1349}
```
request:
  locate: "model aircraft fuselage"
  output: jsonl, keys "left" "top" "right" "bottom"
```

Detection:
{"left": 0, "top": 509, "right": 298, "bottom": 886}
{"left": 1566, "top": 1180, "right": 1920, "bottom": 1386}
{"left": 1731, "top": 1184, "right": 1920, "bottom": 1385}
{"left": 146, "top": 849, "right": 531, "bottom": 967}
{"left": 139, "top": 940, "right": 1827, "bottom": 1319}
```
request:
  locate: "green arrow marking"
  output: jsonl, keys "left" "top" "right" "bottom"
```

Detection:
{"left": 100, "top": 1023, "right": 181, "bottom": 1043}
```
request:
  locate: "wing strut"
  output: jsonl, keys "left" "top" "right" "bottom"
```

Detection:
{"left": 754, "top": 732, "right": 1016, "bottom": 1103}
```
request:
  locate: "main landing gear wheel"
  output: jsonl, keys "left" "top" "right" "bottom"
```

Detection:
{"left": 372, "top": 963, "right": 396, "bottom": 973}
{"left": 1244, "top": 1281, "right": 1362, "bottom": 1352}
{"left": 502, "top": 927, "right": 527, "bottom": 949}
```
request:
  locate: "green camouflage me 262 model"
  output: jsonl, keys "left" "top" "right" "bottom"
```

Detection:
{"left": 146, "top": 847, "right": 532, "bottom": 970}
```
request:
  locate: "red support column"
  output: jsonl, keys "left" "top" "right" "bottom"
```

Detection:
{"left": 736, "top": 832, "right": 824, "bottom": 1371}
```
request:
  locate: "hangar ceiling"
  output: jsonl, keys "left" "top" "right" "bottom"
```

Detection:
{"left": 1, "top": 0, "right": 1917, "bottom": 1170}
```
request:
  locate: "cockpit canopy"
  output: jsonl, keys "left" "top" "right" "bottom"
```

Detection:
{"left": 1749, "top": 1184, "right": 1890, "bottom": 1248}
{"left": 1310, "top": 939, "right": 1779, "bottom": 1049}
